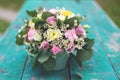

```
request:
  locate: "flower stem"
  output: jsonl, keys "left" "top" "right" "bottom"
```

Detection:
{"left": 67, "top": 59, "right": 71, "bottom": 80}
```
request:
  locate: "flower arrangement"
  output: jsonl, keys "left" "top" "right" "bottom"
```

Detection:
{"left": 16, "top": 8, "right": 94, "bottom": 71}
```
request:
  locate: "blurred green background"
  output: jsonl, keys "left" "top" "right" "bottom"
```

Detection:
{"left": 0, "top": 0, "right": 120, "bottom": 37}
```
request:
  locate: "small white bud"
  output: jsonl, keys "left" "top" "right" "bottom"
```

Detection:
{"left": 18, "top": 35, "right": 21, "bottom": 38}
{"left": 74, "top": 23, "right": 78, "bottom": 26}
{"left": 74, "top": 20, "right": 77, "bottom": 23}
{"left": 66, "top": 24, "right": 70, "bottom": 27}
{"left": 83, "top": 24, "right": 91, "bottom": 29}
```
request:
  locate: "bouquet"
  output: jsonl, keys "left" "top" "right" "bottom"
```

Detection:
{"left": 16, "top": 8, "right": 94, "bottom": 71}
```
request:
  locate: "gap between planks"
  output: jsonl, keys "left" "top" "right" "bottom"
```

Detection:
{"left": 20, "top": 55, "right": 28, "bottom": 80}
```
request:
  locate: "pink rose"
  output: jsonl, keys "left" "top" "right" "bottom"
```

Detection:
{"left": 46, "top": 16, "right": 57, "bottom": 25}
{"left": 65, "top": 29, "right": 77, "bottom": 41}
{"left": 49, "top": 9, "right": 57, "bottom": 14}
{"left": 68, "top": 43, "right": 75, "bottom": 52}
{"left": 40, "top": 41, "right": 50, "bottom": 51}
{"left": 51, "top": 45, "right": 63, "bottom": 55}
{"left": 27, "top": 29, "right": 36, "bottom": 41}
{"left": 75, "top": 25, "right": 86, "bottom": 37}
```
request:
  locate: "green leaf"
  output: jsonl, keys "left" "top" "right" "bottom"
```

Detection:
{"left": 32, "top": 54, "right": 40, "bottom": 69}
{"left": 34, "top": 20, "right": 46, "bottom": 29}
{"left": 64, "top": 17, "right": 79, "bottom": 27}
{"left": 83, "top": 38, "right": 95, "bottom": 49}
{"left": 32, "top": 18, "right": 41, "bottom": 23}
{"left": 38, "top": 54, "right": 49, "bottom": 63}
{"left": 42, "top": 11, "right": 55, "bottom": 20}
{"left": 75, "top": 49, "right": 93, "bottom": 62}
{"left": 57, "top": 19, "right": 62, "bottom": 27}
{"left": 15, "top": 35, "right": 24, "bottom": 45}
{"left": 76, "top": 72, "right": 83, "bottom": 79}
{"left": 17, "top": 29, "right": 27, "bottom": 36}
{"left": 42, "top": 57, "right": 56, "bottom": 71}
{"left": 54, "top": 53, "right": 69, "bottom": 70}
{"left": 15, "top": 29, "right": 27, "bottom": 45}
{"left": 64, "top": 16, "right": 68, "bottom": 21}
{"left": 71, "top": 72, "right": 82, "bottom": 79}
{"left": 74, "top": 49, "right": 93, "bottom": 68}
{"left": 71, "top": 50, "right": 77, "bottom": 56}
{"left": 26, "top": 10, "right": 37, "bottom": 17}
{"left": 77, "top": 61, "right": 83, "bottom": 68}
{"left": 16, "top": 30, "right": 26, "bottom": 45}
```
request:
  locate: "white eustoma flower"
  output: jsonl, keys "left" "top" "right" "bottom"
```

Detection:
{"left": 33, "top": 32, "right": 42, "bottom": 41}
{"left": 57, "top": 15, "right": 65, "bottom": 21}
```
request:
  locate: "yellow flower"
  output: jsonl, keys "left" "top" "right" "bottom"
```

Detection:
{"left": 61, "top": 10, "right": 74, "bottom": 17}
{"left": 28, "top": 20, "right": 35, "bottom": 29}
{"left": 47, "top": 29, "right": 62, "bottom": 41}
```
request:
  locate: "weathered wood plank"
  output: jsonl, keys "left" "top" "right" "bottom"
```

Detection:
{"left": 0, "top": 1, "right": 29, "bottom": 79}
{"left": 87, "top": 1, "right": 120, "bottom": 79}
{"left": 59, "top": 0, "right": 119, "bottom": 80}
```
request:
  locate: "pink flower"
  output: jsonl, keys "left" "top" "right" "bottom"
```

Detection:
{"left": 68, "top": 43, "right": 75, "bottom": 52}
{"left": 27, "top": 29, "right": 36, "bottom": 41}
{"left": 49, "top": 9, "right": 57, "bottom": 14}
{"left": 40, "top": 41, "right": 50, "bottom": 51}
{"left": 51, "top": 45, "right": 63, "bottom": 55}
{"left": 65, "top": 29, "right": 77, "bottom": 41}
{"left": 75, "top": 25, "right": 86, "bottom": 37}
{"left": 46, "top": 16, "right": 57, "bottom": 25}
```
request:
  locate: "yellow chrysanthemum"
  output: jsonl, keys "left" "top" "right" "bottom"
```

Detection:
{"left": 47, "top": 29, "right": 62, "bottom": 41}
{"left": 61, "top": 10, "right": 74, "bottom": 17}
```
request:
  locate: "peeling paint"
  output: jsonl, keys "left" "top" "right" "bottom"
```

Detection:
{"left": 106, "top": 32, "right": 120, "bottom": 52}
{"left": 92, "top": 72, "right": 113, "bottom": 75}
{"left": 91, "top": 79, "right": 98, "bottom": 80}
{"left": 0, "top": 56, "right": 5, "bottom": 61}
{"left": 31, "top": 77, "right": 37, "bottom": 80}
{"left": 0, "top": 78, "right": 4, "bottom": 80}
{"left": 107, "top": 54, "right": 116, "bottom": 58}
{"left": 0, "top": 68, "right": 6, "bottom": 73}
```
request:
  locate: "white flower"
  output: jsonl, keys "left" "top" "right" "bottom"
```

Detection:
{"left": 83, "top": 24, "right": 91, "bottom": 29}
{"left": 33, "top": 32, "right": 42, "bottom": 41}
{"left": 37, "top": 13, "right": 42, "bottom": 19}
{"left": 57, "top": 15, "right": 65, "bottom": 21}
{"left": 46, "top": 29, "right": 62, "bottom": 41}
{"left": 75, "top": 38, "right": 85, "bottom": 49}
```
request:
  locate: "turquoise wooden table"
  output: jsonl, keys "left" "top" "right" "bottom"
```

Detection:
{"left": 0, "top": 0, "right": 120, "bottom": 80}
